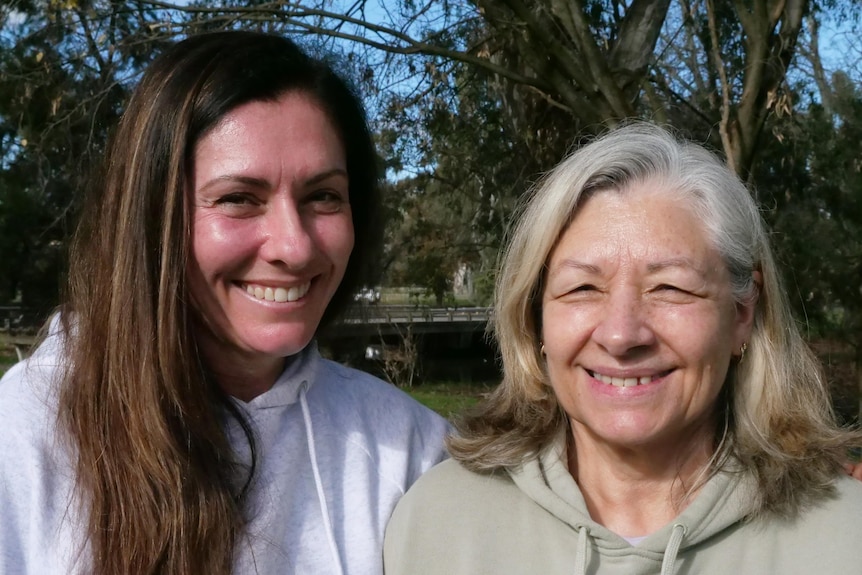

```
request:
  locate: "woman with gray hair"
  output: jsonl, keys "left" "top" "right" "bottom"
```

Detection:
{"left": 384, "top": 123, "right": 862, "bottom": 574}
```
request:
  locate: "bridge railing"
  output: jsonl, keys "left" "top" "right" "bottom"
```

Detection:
{"left": 341, "top": 305, "right": 492, "bottom": 324}
{"left": 0, "top": 306, "right": 45, "bottom": 334}
{"left": 0, "top": 304, "right": 493, "bottom": 332}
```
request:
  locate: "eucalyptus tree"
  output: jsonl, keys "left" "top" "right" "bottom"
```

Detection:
{"left": 0, "top": 0, "right": 173, "bottom": 309}
{"left": 1, "top": 0, "right": 856, "bottom": 335}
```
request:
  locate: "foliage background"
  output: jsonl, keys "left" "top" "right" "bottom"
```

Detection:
{"left": 0, "top": 0, "right": 859, "bottom": 414}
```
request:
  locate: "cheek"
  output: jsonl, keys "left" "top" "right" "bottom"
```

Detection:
{"left": 313, "top": 215, "right": 355, "bottom": 267}
{"left": 191, "top": 217, "right": 260, "bottom": 274}
{"left": 545, "top": 360, "right": 585, "bottom": 419}
{"left": 541, "top": 303, "right": 593, "bottom": 352}
{"left": 669, "top": 305, "right": 731, "bottom": 350}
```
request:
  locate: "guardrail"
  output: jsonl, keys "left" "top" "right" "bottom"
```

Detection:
{"left": 0, "top": 304, "right": 493, "bottom": 344}
{"left": 0, "top": 306, "right": 44, "bottom": 334}
{"left": 341, "top": 305, "right": 492, "bottom": 324}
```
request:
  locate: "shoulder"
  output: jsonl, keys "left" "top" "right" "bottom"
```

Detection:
{"left": 747, "top": 475, "right": 862, "bottom": 550}
{"left": 800, "top": 474, "right": 862, "bottom": 530}
{"left": 0, "top": 317, "right": 71, "bottom": 476}
{"left": 389, "top": 459, "right": 519, "bottom": 528}
{"left": 405, "top": 457, "right": 512, "bottom": 493}
{"left": 724, "top": 476, "right": 862, "bottom": 570}
{"left": 305, "top": 355, "right": 450, "bottom": 478}
{"left": 0, "top": 331, "right": 66, "bottom": 439}
{"left": 0, "top": 327, "right": 77, "bottom": 571}
{"left": 0, "top": 314, "right": 66, "bottom": 403}
{"left": 384, "top": 460, "right": 539, "bottom": 574}
{"left": 0, "top": 331, "right": 70, "bottom": 494}
{"left": 312, "top": 356, "right": 450, "bottom": 433}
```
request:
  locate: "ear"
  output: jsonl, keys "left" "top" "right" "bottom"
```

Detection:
{"left": 733, "top": 270, "right": 762, "bottom": 351}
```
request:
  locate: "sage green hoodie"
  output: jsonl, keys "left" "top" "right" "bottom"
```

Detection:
{"left": 384, "top": 437, "right": 862, "bottom": 574}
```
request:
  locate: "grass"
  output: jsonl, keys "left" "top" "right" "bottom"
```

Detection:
{"left": 0, "top": 333, "right": 22, "bottom": 377}
{"left": 0, "top": 353, "right": 16, "bottom": 377}
{"left": 404, "top": 381, "right": 496, "bottom": 421}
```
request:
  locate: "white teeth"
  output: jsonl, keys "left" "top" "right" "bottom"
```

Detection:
{"left": 591, "top": 371, "right": 657, "bottom": 387}
{"left": 287, "top": 286, "right": 300, "bottom": 301}
{"left": 245, "top": 282, "right": 310, "bottom": 303}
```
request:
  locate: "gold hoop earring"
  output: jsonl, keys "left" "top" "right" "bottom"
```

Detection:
{"left": 739, "top": 342, "right": 748, "bottom": 363}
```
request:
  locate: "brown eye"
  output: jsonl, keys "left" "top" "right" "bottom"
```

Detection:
{"left": 217, "top": 193, "right": 256, "bottom": 205}
{"left": 306, "top": 189, "right": 346, "bottom": 213}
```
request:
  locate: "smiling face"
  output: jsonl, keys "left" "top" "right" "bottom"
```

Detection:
{"left": 188, "top": 92, "right": 354, "bottom": 392}
{"left": 541, "top": 182, "right": 756, "bottom": 453}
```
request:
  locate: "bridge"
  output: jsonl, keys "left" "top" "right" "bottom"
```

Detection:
{"left": 0, "top": 303, "right": 497, "bottom": 379}
{"left": 330, "top": 305, "right": 493, "bottom": 338}
{"left": 323, "top": 305, "right": 498, "bottom": 382}
{"left": 1, "top": 304, "right": 493, "bottom": 332}
{"left": 1, "top": 304, "right": 497, "bottom": 362}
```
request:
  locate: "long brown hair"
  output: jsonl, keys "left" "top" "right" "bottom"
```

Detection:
{"left": 60, "top": 31, "right": 380, "bottom": 574}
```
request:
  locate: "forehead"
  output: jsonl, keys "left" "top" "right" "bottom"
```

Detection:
{"left": 201, "top": 91, "right": 334, "bottom": 141}
{"left": 548, "top": 183, "right": 719, "bottom": 271}
{"left": 191, "top": 92, "right": 345, "bottom": 180}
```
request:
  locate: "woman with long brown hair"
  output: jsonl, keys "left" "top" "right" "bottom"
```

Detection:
{"left": 0, "top": 31, "right": 448, "bottom": 574}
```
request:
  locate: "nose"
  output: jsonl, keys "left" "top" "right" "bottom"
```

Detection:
{"left": 258, "top": 199, "right": 317, "bottom": 269}
{"left": 591, "top": 288, "right": 656, "bottom": 356}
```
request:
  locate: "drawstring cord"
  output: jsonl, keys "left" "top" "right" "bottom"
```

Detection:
{"left": 300, "top": 383, "right": 345, "bottom": 575}
{"left": 574, "top": 525, "right": 589, "bottom": 575}
{"left": 572, "top": 522, "right": 685, "bottom": 575}
{"left": 573, "top": 522, "right": 685, "bottom": 575}
{"left": 660, "top": 523, "right": 687, "bottom": 575}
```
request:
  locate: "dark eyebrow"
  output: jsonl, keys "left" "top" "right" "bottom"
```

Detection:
{"left": 198, "top": 169, "right": 348, "bottom": 193}
{"left": 198, "top": 175, "right": 269, "bottom": 193}
{"left": 305, "top": 168, "right": 348, "bottom": 186}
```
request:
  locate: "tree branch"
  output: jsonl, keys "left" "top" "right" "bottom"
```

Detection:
{"left": 707, "top": 0, "right": 736, "bottom": 171}
{"left": 143, "top": 0, "right": 555, "bottom": 92}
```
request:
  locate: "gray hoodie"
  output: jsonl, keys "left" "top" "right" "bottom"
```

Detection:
{"left": 385, "top": 436, "right": 862, "bottom": 574}
{"left": 0, "top": 319, "right": 450, "bottom": 574}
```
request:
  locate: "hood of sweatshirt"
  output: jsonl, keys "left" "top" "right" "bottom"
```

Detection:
{"left": 226, "top": 342, "right": 346, "bottom": 575}
{"left": 231, "top": 341, "right": 321, "bottom": 410}
{"left": 508, "top": 436, "right": 759, "bottom": 575}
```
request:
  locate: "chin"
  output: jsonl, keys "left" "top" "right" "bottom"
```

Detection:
{"left": 597, "top": 421, "right": 661, "bottom": 447}
{"left": 243, "top": 328, "right": 317, "bottom": 359}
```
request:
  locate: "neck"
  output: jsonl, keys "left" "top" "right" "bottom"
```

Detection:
{"left": 211, "top": 360, "right": 286, "bottom": 402}
{"left": 568, "top": 424, "right": 716, "bottom": 537}
{"left": 197, "top": 340, "right": 288, "bottom": 402}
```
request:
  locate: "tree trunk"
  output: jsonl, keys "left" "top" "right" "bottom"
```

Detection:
{"left": 719, "top": 0, "right": 808, "bottom": 178}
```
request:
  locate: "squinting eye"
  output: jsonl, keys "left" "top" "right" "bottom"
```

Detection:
{"left": 573, "top": 284, "right": 596, "bottom": 292}
{"left": 307, "top": 189, "right": 347, "bottom": 212}
{"left": 657, "top": 284, "right": 683, "bottom": 292}
{"left": 311, "top": 190, "right": 341, "bottom": 202}
{"left": 216, "top": 193, "right": 255, "bottom": 205}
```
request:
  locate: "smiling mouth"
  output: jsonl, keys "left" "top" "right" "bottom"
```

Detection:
{"left": 243, "top": 282, "right": 311, "bottom": 303}
{"left": 588, "top": 369, "right": 671, "bottom": 387}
